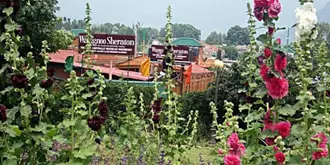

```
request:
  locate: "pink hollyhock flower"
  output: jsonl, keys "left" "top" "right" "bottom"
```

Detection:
{"left": 265, "top": 77, "right": 289, "bottom": 99}
{"left": 312, "top": 132, "right": 329, "bottom": 160}
{"left": 275, "top": 152, "right": 285, "bottom": 164}
{"left": 227, "top": 133, "right": 246, "bottom": 157}
{"left": 254, "top": 6, "right": 264, "bottom": 21}
{"left": 274, "top": 121, "right": 291, "bottom": 139}
{"left": 224, "top": 154, "right": 241, "bottom": 165}
{"left": 268, "top": 27, "right": 275, "bottom": 36}
{"left": 260, "top": 64, "right": 271, "bottom": 81}
{"left": 274, "top": 54, "right": 287, "bottom": 72}
{"left": 312, "top": 144, "right": 328, "bottom": 160}
{"left": 218, "top": 149, "right": 224, "bottom": 155}
{"left": 276, "top": 38, "right": 281, "bottom": 45}
{"left": 268, "top": 0, "right": 281, "bottom": 18}
{"left": 265, "top": 137, "right": 275, "bottom": 146}
{"left": 273, "top": 146, "right": 280, "bottom": 152}
{"left": 264, "top": 47, "right": 272, "bottom": 58}
{"left": 263, "top": 109, "right": 276, "bottom": 131}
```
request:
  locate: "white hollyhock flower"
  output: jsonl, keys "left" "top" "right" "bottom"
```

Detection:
{"left": 295, "top": 2, "right": 318, "bottom": 42}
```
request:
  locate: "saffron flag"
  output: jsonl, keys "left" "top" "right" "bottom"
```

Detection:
{"left": 64, "top": 56, "right": 74, "bottom": 72}
{"left": 184, "top": 64, "right": 192, "bottom": 85}
{"left": 140, "top": 58, "right": 150, "bottom": 76}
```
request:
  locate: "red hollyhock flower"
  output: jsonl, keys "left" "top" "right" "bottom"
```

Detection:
{"left": 260, "top": 64, "right": 274, "bottom": 82}
{"left": 276, "top": 38, "right": 281, "bottom": 45}
{"left": 227, "top": 133, "right": 246, "bottom": 157}
{"left": 11, "top": 74, "right": 28, "bottom": 89}
{"left": 87, "top": 116, "right": 103, "bottom": 131}
{"left": 268, "top": 0, "right": 281, "bottom": 18}
{"left": 275, "top": 152, "right": 285, "bottom": 164}
{"left": 218, "top": 149, "right": 224, "bottom": 155}
{"left": 275, "top": 121, "right": 291, "bottom": 139}
{"left": 263, "top": 109, "right": 276, "bottom": 131}
{"left": 265, "top": 77, "right": 289, "bottom": 99}
{"left": 274, "top": 54, "right": 287, "bottom": 72}
{"left": 87, "top": 78, "right": 95, "bottom": 85}
{"left": 224, "top": 154, "right": 241, "bottom": 165}
{"left": 47, "top": 68, "right": 55, "bottom": 77}
{"left": 273, "top": 146, "right": 280, "bottom": 152}
{"left": 265, "top": 138, "right": 275, "bottom": 146}
{"left": 254, "top": 6, "right": 264, "bottom": 21}
{"left": 268, "top": 27, "right": 275, "bottom": 36}
{"left": 40, "top": 79, "right": 53, "bottom": 89}
{"left": 312, "top": 132, "right": 329, "bottom": 160}
{"left": 0, "top": 104, "right": 7, "bottom": 122}
{"left": 264, "top": 47, "right": 272, "bottom": 58}
{"left": 98, "top": 100, "right": 108, "bottom": 119}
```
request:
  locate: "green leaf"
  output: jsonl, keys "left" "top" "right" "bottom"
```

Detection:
{"left": 0, "top": 86, "right": 13, "bottom": 95}
{"left": 63, "top": 119, "right": 76, "bottom": 127}
{"left": 7, "top": 106, "right": 19, "bottom": 121}
{"left": 2, "top": 159, "right": 17, "bottom": 165}
{"left": 278, "top": 104, "right": 296, "bottom": 116}
{"left": 5, "top": 23, "right": 17, "bottom": 31}
{"left": 260, "top": 130, "right": 277, "bottom": 139}
{"left": 21, "top": 105, "right": 32, "bottom": 117}
{"left": 73, "top": 145, "right": 96, "bottom": 159}
{"left": 325, "top": 62, "right": 330, "bottom": 67}
{"left": 253, "top": 87, "right": 267, "bottom": 98}
{"left": 257, "top": 34, "right": 269, "bottom": 43}
{"left": 3, "top": 7, "right": 13, "bottom": 16}
{"left": 239, "top": 104, "right": 251, "bottom": 112}
{"left": 82, "top": 93, "right": 93, "bottom": 99}
{"left": 33, "top": 85, "right": 45, "bottom": 96}
{"left": 249, "top": 82, "right": 258, "bottom": 88}
{"left": 4, "top": 125, "right": 22, "bottom": 137}
{"left": 47, "top": 128, "right": 58, "bottom": 138}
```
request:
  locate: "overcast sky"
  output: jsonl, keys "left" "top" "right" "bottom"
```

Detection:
{"left": 57, "top": 0, "right": 329, "bottom": 39}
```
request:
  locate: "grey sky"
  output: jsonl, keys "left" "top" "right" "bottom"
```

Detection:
{"left": 57, "top": 0, "right": 329, "bottom": 39}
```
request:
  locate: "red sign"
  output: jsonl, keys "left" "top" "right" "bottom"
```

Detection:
{"left": 78, "top": 33, "right": 135, "bottom": 55}
{"left": 150, "top": 45, "right": 190, "bottom": 63}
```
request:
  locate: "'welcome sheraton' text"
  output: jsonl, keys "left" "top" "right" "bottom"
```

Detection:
{"left": 79, "top": 35, "right": 135, "bottom": 46}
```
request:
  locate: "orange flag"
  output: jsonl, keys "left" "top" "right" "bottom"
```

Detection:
{"left": 140, "top": 58, "right": 151, "bottom": 76}
{"left": 184, "top": 64, "right": 193, "bottom": 85}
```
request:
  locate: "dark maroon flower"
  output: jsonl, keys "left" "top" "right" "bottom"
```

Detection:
{"left": 254, "top": 6, "right": 264, "bottom": 21}
{"left": 268, "top": 27, "right": 275, "bottom": 36}
{"left": 40, "top": 79, "right": 53, "bottom": 89}
{"left": 326, "top": 91, "right": 330, "bottom": 97}
{"left": 258, "top": 56, "right": 264, "bottom": 66}
{"left": 47, "top": 68, "right": 55, "bottom": 77}
{"left": 87, "top": 116, "right": 103, "bottom": 131}
{"left": 98, "top": 100, "right": 108, "bottom": 119}
{"left": 153, "top": 114, "right": 160, "bottom": 124}
{"left": 244, "top": 82, "right": 249, "bottom": 87}
{"left": 87, "top": 78, "right": 94, "bottom": 85}
{"left": 151, "top": 98, "right": 162, "bottom": 113}
{"left": 11, "top": 74, "right": 28, "bottom": 89}
{"left": 0, "top": 104, "right": 7, "bottom": 122}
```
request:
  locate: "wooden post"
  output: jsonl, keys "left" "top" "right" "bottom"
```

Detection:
{"left": 180, "top": 64, "right": 184, "bottom": 95}
{"left": 109, "top": 60, "right": 113, "bottom": 80}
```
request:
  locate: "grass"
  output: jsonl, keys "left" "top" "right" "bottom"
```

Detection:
{"left": 183, "top": 146, "right": 216, "bottom": 164}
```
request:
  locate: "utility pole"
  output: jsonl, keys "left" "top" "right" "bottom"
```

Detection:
{"left": 286, "top": 27, "right": 290, "bottom": 45}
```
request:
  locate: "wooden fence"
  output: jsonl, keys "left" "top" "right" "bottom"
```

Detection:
{"left": 173, "top": 72, "right": 214, "bottom": 94}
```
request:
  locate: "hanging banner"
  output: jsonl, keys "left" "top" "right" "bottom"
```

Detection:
{"left": 150, "top": 45, "right": 190, "bottom": 63}
{"left": 78, "top": 33, "right": 136, "bottom": 55}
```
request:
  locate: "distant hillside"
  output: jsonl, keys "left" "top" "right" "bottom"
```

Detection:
{"left": 318, "top": 2, "right": 330, "bottom": 23}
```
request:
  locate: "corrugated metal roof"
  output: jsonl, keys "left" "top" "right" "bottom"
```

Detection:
{"left": 70, "top": 29, "right": 85, "bottom": 37}
{"left": 172, "top": 37, "right": 203, "bottom": 47}
{"left": 48, "top": 50, "right": 150, "bottom": 81}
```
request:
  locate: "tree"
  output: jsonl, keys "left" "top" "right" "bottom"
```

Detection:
{"left": 223, "top": 46, "right": 239, "bottom": 60}
{"left": 17, "top": 0, "right": 62, "bottom": 55}
{"left": 226, "top": 25, "right": 250, "bottom": 45}
{"left": 205, "top": 31, "right": 221, "bottom": 45}
{"left": 159, "top": 23, "right": 201, "bottom": 40}
{"left": 316, "top": 22, "right": 330, "bottom": 49}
